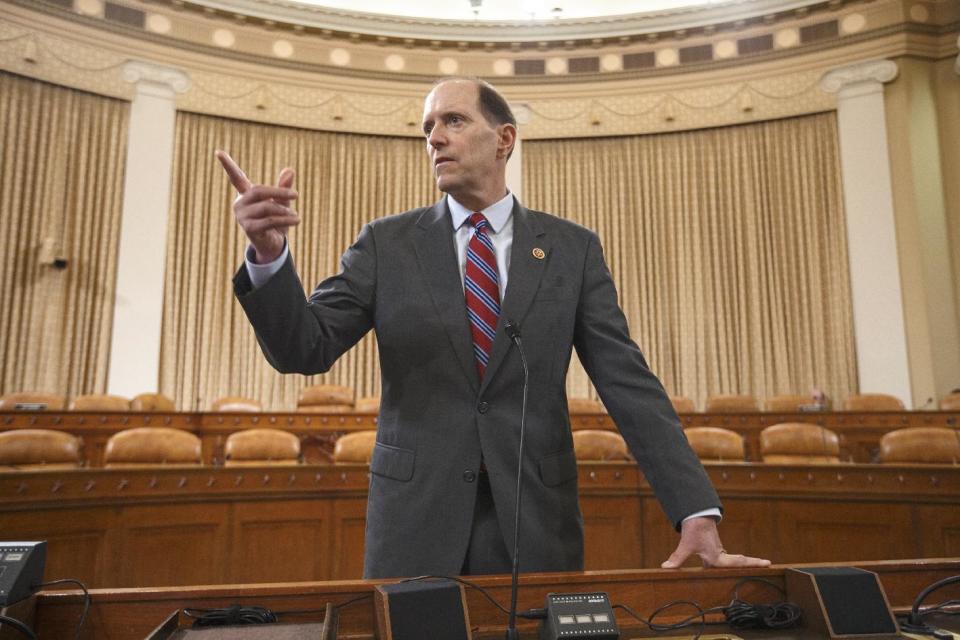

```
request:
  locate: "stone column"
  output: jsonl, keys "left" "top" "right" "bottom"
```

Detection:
{"left": 107, "top": 61, "right": 189, "bottom": 399}
{"left": 820, "top": 59, "right": 911, "bottom": 406}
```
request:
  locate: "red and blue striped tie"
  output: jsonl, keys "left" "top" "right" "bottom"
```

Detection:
{"left": 465, "top": 212, "right": 500, "bottom": 379}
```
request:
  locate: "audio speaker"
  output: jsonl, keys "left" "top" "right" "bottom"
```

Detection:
{"left": 785, "top": 567, "right": 900, "bottom": 639}
{"left": 374, "top": 580, "right": 471, "bottom": 640}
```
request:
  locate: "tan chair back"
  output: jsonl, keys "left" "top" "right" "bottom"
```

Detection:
{"left": 0, "top": 393, "right": 67, "bottom": 411}
{"left": 354, "top": 396, "right": 381, "bottom": 413}
{"left": 224, "top": 428, "right": 301, "bottom": 466}
{"left": 568, "top": 398, "right": 604, "bottom": 414}
{"left": 705, "top": 394, "right": 759, "bottom": 413}
{"left": 684, "top": 427, "right": 745, "bottom": 461}
{"left": 131, "top": 393, "right": 176, "bottom": 412}
{"left": 70, "top": 394, "right": 130, "bottom": 411}
{"left": 760, "top": 422, "right": 840, "bottom": 464}
{"left": 104, "top": 427, "right": 201, "bottom": 467}
{"left": 843, "top": 393, "right": 904, "bottom": 412}
{"left": 572, "top": 430, "right": 631, "bottom": 461}
{"left": 333, "top": 431, "right": 377, "bottom": 463}
{"left": 297, "top": 384, "right": 354, "bottom": 413}
{"left": 764, "top": 394, "right": 812, "bottom": 412}
{"left": 0, "top": 429, "right": 82, "bottom": 470}
{"left": 879, "top": 427, "right": 960, "bottom": 464}
{"left": 669, "top": 395, "right": 696, "bottom": 414}
{"left": 211, "top": 396, "right": 262, "bottom": 412}
{"left": 938, "top": 393, "right": 960, "bottom": 411}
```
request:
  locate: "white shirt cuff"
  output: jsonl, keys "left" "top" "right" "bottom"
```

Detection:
{"left": 245, "top": 242, "right": 289, "bottom": 290}
{"left": 682, "top": 508, "right": 722, "bottom": 524}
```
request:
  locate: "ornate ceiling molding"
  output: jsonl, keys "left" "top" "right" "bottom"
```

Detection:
{"left": 171, "top": 0, "right": 848, "bottom": 44}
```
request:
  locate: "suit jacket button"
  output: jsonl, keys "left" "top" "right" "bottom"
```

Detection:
{"left": 477, "top": 401, "right": 489, "bottom": 414}
{"left": 463, "top": 470, "right": 476, "bottom": 483}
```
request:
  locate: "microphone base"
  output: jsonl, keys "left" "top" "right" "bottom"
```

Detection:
{"left": 504, "top": 627, "right": 521, "bottom": 640}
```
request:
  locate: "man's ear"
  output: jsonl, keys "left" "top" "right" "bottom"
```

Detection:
{"left": 497, "top": 123, "right": 517, "bottom": 159}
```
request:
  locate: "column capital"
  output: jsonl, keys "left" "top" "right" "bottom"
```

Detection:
{"left": 820, "top": 59, "right": 898, "bottom": 97}
{"left": 121, "top": 60, "right": 190, "bottom": 99}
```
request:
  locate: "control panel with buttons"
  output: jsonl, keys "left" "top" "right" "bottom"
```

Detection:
{"left": 0, "top": 541, "right": 46, "bottom": 606}
{"left": 539, "top": 591, "right": 620, "bottom": 639}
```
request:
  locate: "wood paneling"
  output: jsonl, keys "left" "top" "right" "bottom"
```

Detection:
{"left": 230, "top": 500, "right": 333, "bottom": 583}
{"left": 1, "top": 462, "right": 957, "bottom": 589}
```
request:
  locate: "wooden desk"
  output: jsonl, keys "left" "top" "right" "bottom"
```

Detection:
{"left": 2, "top": 463, "right": 958, "bottom": 590}
{"left": 28, "top": 559, "right": 960, "bottom": 639}
{"left": 3, "top": 410, "right": 956, "bottom": 465}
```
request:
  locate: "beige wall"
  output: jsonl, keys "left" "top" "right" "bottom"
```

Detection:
{"left": 884, "top": 55, "right": 960, "bottom": 407}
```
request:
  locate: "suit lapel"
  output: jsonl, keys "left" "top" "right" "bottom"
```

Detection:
{"left": 414, "top": 198, "right": 480, "bottom": 392}
{"left": 480, "top": 202, "right": 548, "bottom": 394}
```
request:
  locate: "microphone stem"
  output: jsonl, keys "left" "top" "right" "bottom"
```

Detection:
{"left": 506, "top": 334, "right": 529, "bottom": 640}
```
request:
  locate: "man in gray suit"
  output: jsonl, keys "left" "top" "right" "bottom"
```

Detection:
{"left": 218, "top": 78, "right": 769, "bottom": 578}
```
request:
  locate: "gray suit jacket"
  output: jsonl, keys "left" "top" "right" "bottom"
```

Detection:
{"left": 234, "top": 197, "right": 721, "bottom": 578}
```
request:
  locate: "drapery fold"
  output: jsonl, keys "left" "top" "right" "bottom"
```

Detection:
{"left": 0, "top": 72, "right": 128, "bottom": 397}
{"left": 161, "top": 112, "right": 437, "bottom": 409}
{"left": 524, "top": 112, "right": 857, "bottom": 407}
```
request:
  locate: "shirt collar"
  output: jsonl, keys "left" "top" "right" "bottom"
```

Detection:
{"left": 447, "top": 192, "right": 514, "bottom": 234}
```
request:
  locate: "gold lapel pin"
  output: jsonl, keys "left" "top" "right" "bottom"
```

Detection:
{"left": 532, "top": 247, "right": 545, "bottom": 260}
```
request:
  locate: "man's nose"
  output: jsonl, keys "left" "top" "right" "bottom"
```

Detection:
{"left": 427, "top": 125, "right": 446, "bottom": 148}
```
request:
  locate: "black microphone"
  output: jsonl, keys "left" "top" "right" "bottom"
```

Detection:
{"left": 504, "top": 321, "right": 528, "bottom": 640}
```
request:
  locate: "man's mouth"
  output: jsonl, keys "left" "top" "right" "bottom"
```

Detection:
{"left": 435, "top": 157, "right": 454, "bottom": 168}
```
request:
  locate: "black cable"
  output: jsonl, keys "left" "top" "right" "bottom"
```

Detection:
{"left": 724, "top": 577, "right": 801, "bottom": 630}
{"left": 613, "top": 577, "right": 801, "bottom": 640}
{"left": 184, "top": 604, "right": 279, "bottom": 627}
{"left": 403, "top": 574, "right": 512, "bottom": 616}
{"left": 275, "top": 592, "right": 372, "bottom": 616}
{"left": 33, "top": 579, "right": 90, "bottom": 640}
{"left": 0, "top": 614, "right": 38, "bottom": 640}
{"left": 899, "top": 575, "right": 960, "bottom": 637}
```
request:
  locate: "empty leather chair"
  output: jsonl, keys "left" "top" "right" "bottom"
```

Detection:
{"left": 939, "top": 393, "right": 960, "bottom": 411}
{"left": 103, "top": 427, "right": 201, "bottom": 467}
{"left": 224, "top": 428, "right": 301, "bottom": 466}
{"left": 70, "top": 394, "right": 130, "bottom": 411}
{"left": 705, "top": 394, "right": 759, "bottom": 413}
{"left": 354, "top": 396, "right": 381, "bottom": 413}
{"left": 210, "top": 396, "right": 262, "bottom": 412}
{"left": 764, "top": 394, "right": 812, "bottom": 412}
{"left": 0, "top": 392, "right": 67, "bottom": 411}
{"left": 760, "top": 422, "right": 840, "bottom": 464}
{"left": 297, "top": 384, "right": 354, "bottom": 413}
{"left": 568, "top": 398, "right": 605, "bottom": 414}
{"left": 130, "top": 393, "right": 176, "bottom": 412}
{"left": 879, "top": 427, "right": 960, "bottom": 465}
{"left": 572, "top": 430, "right": 631, "bottom": 461}
{"left": 669, "top": 395, "right": 696, "bottom": 414}
{"left": 843, "top": 393, "right": 904, "bottom": 412}
{"left": 0, "top": 429, "right": 82, "bottom": 470}
{"left": 333, "top": 431, "right": 377, "bottom": 463}
{"left": 684, "top": 427, "right": 746, "bottom": 462}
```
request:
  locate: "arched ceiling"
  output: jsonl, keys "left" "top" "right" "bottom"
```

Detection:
{"left": 186, "top": 0, "right": 830, "bottom": 40}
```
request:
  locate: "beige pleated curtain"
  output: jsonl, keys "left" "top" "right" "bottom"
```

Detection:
{"left": 523, "top": 112, "right": 857, "bottom": 408}
{"left": 0, "top": 72, "right": 128, "bottom": 397}
{"left": 160, "top": 112, "right": 438, "bottom": 410}
{"left": 162, "top": 110, "right": 855, "bottom": 411}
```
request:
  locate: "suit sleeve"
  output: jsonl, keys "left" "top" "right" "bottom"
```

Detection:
{"left": 572, "top": 232, "right": 721, "bottom": 530}
{"left": 233, "top": 224, "right": 377, "bottom": 375}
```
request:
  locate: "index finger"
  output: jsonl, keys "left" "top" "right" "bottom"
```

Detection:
{"left": 215, "top": 150, "right": 253, "bottom": 194}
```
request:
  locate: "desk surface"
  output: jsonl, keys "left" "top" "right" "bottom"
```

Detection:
{"left": 29, "top": 559, "right": 960, "bottom": 639}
